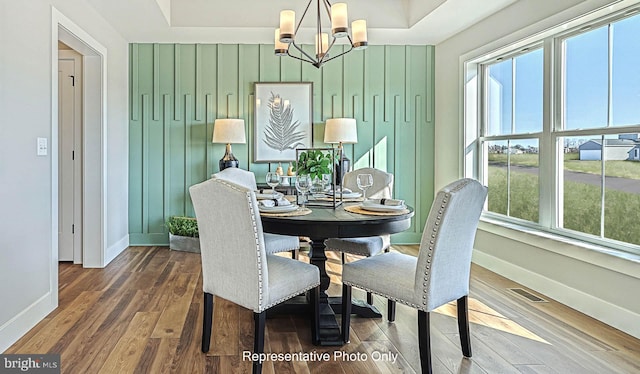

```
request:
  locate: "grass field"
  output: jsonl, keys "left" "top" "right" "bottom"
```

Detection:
{"left": 488, "top": 152, "right": 640, "bottom": 180}
{"left": 488, "top": 166, "right": 640, "bottom": 246}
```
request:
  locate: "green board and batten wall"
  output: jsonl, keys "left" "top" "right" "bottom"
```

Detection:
{"left": 129, "top": 43, "right": 435, "bottom": 245}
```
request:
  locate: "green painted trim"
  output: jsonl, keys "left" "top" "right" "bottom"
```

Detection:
{"left": 131, "top": 44, "right": 139, "bottom": 121}
{"left": 153, "top": 43, "right": 159, "bottom": 121}
{"left": 129, "top": 233, "right": 170, "bottom": 246}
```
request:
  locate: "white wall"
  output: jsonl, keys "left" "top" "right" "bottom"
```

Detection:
{"left": 436, "top": 0, "right": 640, "bottom": 338}
{"left": 0, "top": 0, "right": 129, "bottom": 351}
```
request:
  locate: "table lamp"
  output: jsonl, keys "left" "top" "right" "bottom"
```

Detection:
{"left": 324, "top": 118, "right": 358, "bottom": 186}
{"left": 212, "top": 119, "right": 246, "bottom": 171}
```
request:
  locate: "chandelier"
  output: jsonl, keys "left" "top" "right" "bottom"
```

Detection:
{"left": 274, "top": 1, "right": 368, "bottom": 68}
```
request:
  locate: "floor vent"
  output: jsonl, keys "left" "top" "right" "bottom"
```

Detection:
{"left": 508, "top": 288, "right": 547, "bottom": 303}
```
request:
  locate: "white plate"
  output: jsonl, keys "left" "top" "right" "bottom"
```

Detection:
{"left": 259, "top": 204, "right": 299, "bottom": 213}
{"left": 327, "top": 191, "right": 362, "bottom": 199}
{"left": 359, "top": 203, "right": 406, "bottom": 212}
{"left": 255, "top": 192, "right": 284, "bottom": 200}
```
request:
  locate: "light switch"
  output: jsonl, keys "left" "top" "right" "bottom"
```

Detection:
{"left": 37, "top": 137, "right": 48, "bottom": 156}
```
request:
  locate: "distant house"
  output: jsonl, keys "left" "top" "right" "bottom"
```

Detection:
{"left": 578, "top": 139, "right": 638, "bottom": 161}
{"left": 629, "top": 145, "right": 640, "bottom": 161}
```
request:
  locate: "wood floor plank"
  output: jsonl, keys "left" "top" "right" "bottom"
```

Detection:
{"left": 209, "top": 297, "right": 240, "bottom": 356}
{"left": 5, "top": 246, "right": 639, "bottom": 374}
{"left": 514, "top": 364, "right": 559, "bottom": 374}
{"left": 98, "top": 311, "right": 160, "bottom": 373}
{"left": 151, "top": 272, "right": 198, "bottom": 338}
{"left": 16, "top": 291, "right": 102, "bottom": 354}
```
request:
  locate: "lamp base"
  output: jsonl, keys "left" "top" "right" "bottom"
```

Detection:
{"left": 335, "top": 156, "right": 350, "bottom": 186}
{"left": 219, "top": 159, "right": 239, "bottom": 171}
{"left": 219, "top": 143, "right": 240, "bottom": 171}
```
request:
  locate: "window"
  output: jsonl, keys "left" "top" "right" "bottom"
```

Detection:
{"left": 483, "top": 49, "right": 543, "bottom": 224}
{"left": 468, "top": 8, "right": 640, "bottom": 254}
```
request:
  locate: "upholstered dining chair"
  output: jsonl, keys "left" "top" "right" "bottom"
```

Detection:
{"left": 341, "top": 178, "right": 487, "bottom": 374}
{"left": 324, "top": 167, "right": 394, "bottom": 304}
{"left": 213, "top": 168, "right": 300, "bottom": 259}
{"left": 190, "top": 178, "right": 320, "bottom": 374}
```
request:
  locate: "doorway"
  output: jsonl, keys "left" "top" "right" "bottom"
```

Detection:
{"left": 53, "top": 8, "right": 108, "bottom": 275}
{"left": 58, "top": 46, "right": 83, "bottom": 263}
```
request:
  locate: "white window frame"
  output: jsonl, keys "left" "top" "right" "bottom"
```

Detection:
{"left": 464, "top": 2, "right": 640, "bottom": 256}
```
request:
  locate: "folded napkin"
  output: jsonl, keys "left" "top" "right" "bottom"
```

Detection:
{"left": 330, "top": 188, "right": 353, "bottom": 194}
{"left": 363, "top": 198, "right": 404, "bottom": 206}
{"left": 259, "top": 198, "right": 292, "bottom": 208}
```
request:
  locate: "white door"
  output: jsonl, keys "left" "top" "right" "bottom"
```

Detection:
{"left": 58, "top": 54, "right": 83, "bottom": 263}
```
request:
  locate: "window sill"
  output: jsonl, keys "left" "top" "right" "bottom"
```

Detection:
{"left": 477, "top": 217, "right": 640, "bottom": 280}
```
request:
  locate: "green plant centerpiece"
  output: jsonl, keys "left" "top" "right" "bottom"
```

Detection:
{"left": 293, "top": 149, "right": 335, "bottom": 180}
{"left": 167, "top": 216, "right": 200, "bottom": 253}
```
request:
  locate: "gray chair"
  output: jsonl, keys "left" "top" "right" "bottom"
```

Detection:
{"left": 341, "top": 178, "right": 488, "bottom": 374}
{"left": 324, "top": 167, "right": 394, "bottom": 304}
{"left": 213, "top": 168, "right": 300, "bottom": 258}
{"left": 190, "top": 178, "right": 320, "bottom": 374}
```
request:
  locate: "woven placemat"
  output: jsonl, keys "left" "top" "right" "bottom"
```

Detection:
{"left": 260, "top": 207, "right": 312, "bottom": 217}
{"left": 344, "top": 204, "right": 410, "bottom": 216}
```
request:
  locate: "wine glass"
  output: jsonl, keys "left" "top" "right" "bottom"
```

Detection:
{"left": 265, "top": 172, "right": 281, "bottom": 194}
{"left": 295, "top": 174, "right": 312, "bottom": 208}
{"left": 321, "top": 174, "right": 332, "bottom": 192}
{"left": 356, "top": 173, "right": 374, "bottom": 199}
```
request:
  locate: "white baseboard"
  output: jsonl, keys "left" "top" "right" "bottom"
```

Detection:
{"left": 472, "top": 249, "right": 640, "bottom": 340}
{"left": 0, "top": 292, "right": 56, "bottom": 352}
{"left": 104, "top": 234, "right": 129, "bottom": 266}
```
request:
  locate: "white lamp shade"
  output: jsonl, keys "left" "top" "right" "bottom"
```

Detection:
{"left": 324, "top": 118, "right": 358, "bottom": 144}
{"left": 212, "top": 119, "right": 246, "bottom": 144}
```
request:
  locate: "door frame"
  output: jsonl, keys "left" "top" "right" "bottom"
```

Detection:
{"left": 51, "top": 7, "right": 108, "bottom": 300}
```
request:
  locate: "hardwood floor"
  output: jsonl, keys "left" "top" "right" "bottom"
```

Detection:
{"left": 5, "top": 245, "right": 640, "bottom": 373}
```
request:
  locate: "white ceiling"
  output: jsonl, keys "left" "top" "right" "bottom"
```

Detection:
{"left": 87, "top": 0, "right": 518, "bottom": 45}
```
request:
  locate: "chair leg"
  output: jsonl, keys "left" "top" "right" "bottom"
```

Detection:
{"left": 253, "top": 311, "right": 266, "bottom": 374}
{"left": 310, "top": 286, "right": 320, "bottom": 345}
{"left": 387, "top": 299, "right": 396, "bottom": 322}
{"left": 457, "top": 295, "right": 472, "bottom": 357}
{"left": 202, "top": 292, "right": 214, "bottom": 353}
{"left": 366, "top": 292, "right": 373, "bottom": 305}
{"left": 341, "top": 284, "right": 352, "bottom": 343}
{"left": 291, "top": 248, "right": 298, "bottom": 259}
{"left": 418, "top": 310, "right": 432, "bottom": 374}
{"left": 341, "top": 252, "right": 346, "bottom": 264}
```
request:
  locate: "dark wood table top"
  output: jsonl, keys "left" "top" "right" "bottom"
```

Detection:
{"left": 260, "top": 203, "right": 414, "bottom": 239}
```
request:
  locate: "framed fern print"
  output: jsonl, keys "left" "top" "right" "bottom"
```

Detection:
{"left": 254, "top": 82, "right": 313, "bottom": 162}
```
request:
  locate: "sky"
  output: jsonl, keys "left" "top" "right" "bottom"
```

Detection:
{"left": 487, "top": 12, "right": 640, "bottom": 139}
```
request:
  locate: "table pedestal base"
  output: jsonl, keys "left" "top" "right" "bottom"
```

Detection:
{"left": 267, "top": 294, "right": 382, "bottom": 346}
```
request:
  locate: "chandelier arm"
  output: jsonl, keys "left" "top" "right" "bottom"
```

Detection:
{"left": 323, "top": 0, "right": 332, "bottom": 20}
{"left": 317, "top": 36, "right": 337, "bottom": 65}
{"left": 321, "top": 43, "right": 355, "bottom": 65}
{"left": 316, "top": 0, "right": 322, "bottom": 57}
{"left": 285, "top": 50, "right": 316, "bottom": 65}
{"left": 295, "top": 0, "right": 314, "bottom": 35}
{"left": 289, "top": 41, "right": 318, "bottom": 64}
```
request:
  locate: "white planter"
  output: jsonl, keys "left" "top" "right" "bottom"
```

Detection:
{"left": 169, "top": 233, "right": 201, "bottom": 253}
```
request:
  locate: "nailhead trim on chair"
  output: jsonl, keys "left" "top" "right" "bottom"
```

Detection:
{"left": 214, "top": 179, "right": 267, "bottom": 311}
{"left": 215, "top": 179, "right": 319, "bottom": 313}
{"left": 342, "top": 280, "right": 422, "bottom": 309}
{"left": 263, "top": 281, "right": 321, "bottom": 311}
{"left": 345, "top": 179, "right": 476, "bottom": 313}
{"left": 420, "top": 178, "right": 473, "bottom": 310}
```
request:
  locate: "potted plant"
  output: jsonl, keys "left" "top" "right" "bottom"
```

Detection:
{"left": 167, "top": 216, "right": 200, "bottom": 253}
{"left": 293, "top": 149, "right": 335, "bottom": 181}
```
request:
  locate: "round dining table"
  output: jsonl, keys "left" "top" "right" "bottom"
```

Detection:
{"left": 261, "top": 203, "right": 414, "bottom": 346}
